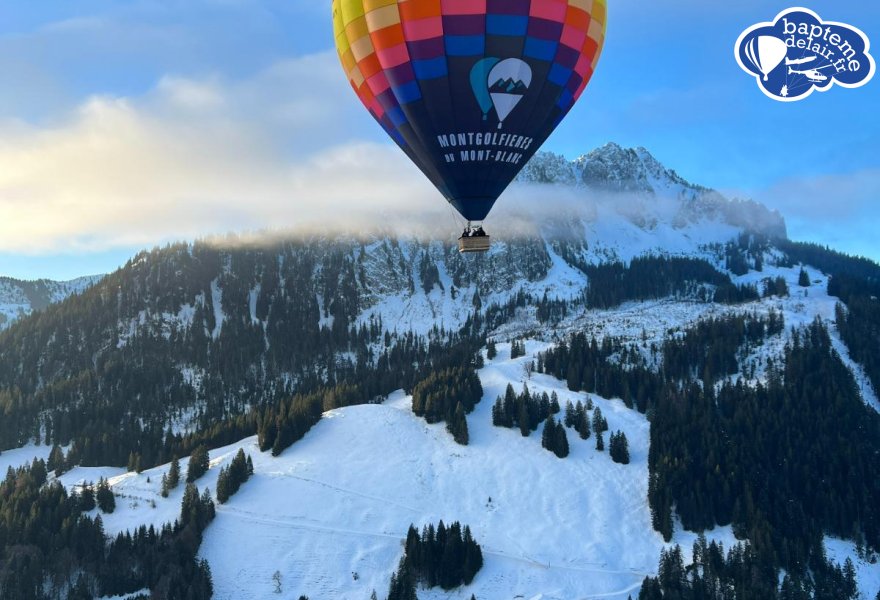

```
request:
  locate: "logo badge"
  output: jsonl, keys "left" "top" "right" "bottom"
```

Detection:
{"left": 735, "top": 7, "right": 875, "bottom": 101}
{"left": 470, "top": 58, "right": 533, "bottom": 128}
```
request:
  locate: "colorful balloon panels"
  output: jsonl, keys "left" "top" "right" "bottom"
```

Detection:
{"left": 333, "top": 0, "right": 607, "bottom": 222}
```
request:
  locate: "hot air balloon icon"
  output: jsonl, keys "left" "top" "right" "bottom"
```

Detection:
{"left": 744, "top": 35, "right": 788, "bottom": 81}
{"left": 470, "top": 58, "right": 533, "bottom": 129}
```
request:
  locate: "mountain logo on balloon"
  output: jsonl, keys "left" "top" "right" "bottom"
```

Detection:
{"left": 735, "top": 8, "right": 874, "bottom": 102}
{"left": 470, "top": 58, "right": 533, "bottom": 128}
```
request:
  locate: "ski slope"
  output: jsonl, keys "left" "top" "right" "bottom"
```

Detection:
{"left": 192, "top": 342, "right": 738, "bottom": 600}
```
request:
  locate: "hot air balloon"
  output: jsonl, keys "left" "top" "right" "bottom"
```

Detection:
{"left": 744, "top": 35, "right": 787, "bottom": 81}
{"left": 332, "top": 0, "right": 607, "bottom": 252}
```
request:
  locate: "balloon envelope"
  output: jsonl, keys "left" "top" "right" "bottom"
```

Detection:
{"left": 745, "top": 35, "right": 787, "bottom": 81}
{"left": 332, "top": 0, "right": 607, "bottom": 222}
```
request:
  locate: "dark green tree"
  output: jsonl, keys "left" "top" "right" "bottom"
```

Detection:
{"left": 447, "top": 402, "right": 469, "bottom": 446}
{"left": 553, "top": 421, "right": 569, "bottom": 458}
{"left": 96, "top": 478, "right": 116, "bottom": 513}
{"left": 575, "top": 403, "right": 591, "bottom": 440}
{"left": 69, "top": 575, "right": 92, "bottom": 600}
{"left": 187, "top": 445, "right": 210, "bottom": 482}
{"left": 798, "top": 267, "right": 810, "bottom": 287}
{"left": 168, "top": 456, "right": 181, "bottom": 487}
{"left": 387, "top": 556, "right": 417, "bottom": 600}
{"left": 79, "top": 483, "right": 96, "bottom": 511}
{"left": 609, "top": 431, "right": 630, "bottom": 464}
{"left": 47, "top": 444, "right": 66, "bottom": 476}
{"left": 216, "top": 467, "right": 231, "bottom": 504}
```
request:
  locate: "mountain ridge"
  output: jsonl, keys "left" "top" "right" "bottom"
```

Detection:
{"left": 0, "top": 142, "right": 786, "bottom": 331}
{"left": 0, "top": 274, "right": 103, "bottom": 330}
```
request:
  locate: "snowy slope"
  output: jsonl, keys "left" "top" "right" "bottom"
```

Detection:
{"left": 3, "top": 141, "right": 879, "bottom": 598}
{"left": 43, "top": 342, "right": 735, "bottom": 599}
{"left": 198, "top": 348, "right": 668, "bottom": 600}
{"left": 5, "top": 262, "right": 877, "bottom": 598}
{"left": 47, "top": 334, "right": 876, "bottom": 600}
{"left": 0, "top": 274, "right": 102, "bottom": 329}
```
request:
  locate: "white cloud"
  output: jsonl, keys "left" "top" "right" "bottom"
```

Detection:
{"left": 0, "top": 53, "right": 457, "bottom": 254}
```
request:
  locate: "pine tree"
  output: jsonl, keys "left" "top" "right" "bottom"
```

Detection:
{"left": 638, "top": 576, "right": 662, "bottom": 600}
{"left": 69, "top": 574, "right": 92, "bottom": 600}
{"left": 798, "top": 267, "right": 810, "bottom": 287}
{"left": 187, "top": 445, "right": 210, "bottom": 482}
{"left": 216, "top": 466, "right": 231, "bottom": 504}
{"left": 387, "top": 556, "right": 417, "bottom": 600}
{"left": 510, "top": 340, "right": 525, "bottom": 359}
{"left": 491, "top": 398, "right": 503, "bottom": 427}
{"left": 462, "top": 526, "right": 482, "bottom": 584}
{"left": 79, "top": 483, "right": 96, "bottom": 511}
{"left": 564, "top": 401, "right": 575, "bottom": 428}
{"left": 842, "top": 557, "right": 857, "bottom": 599}
{"left": 448, "top": 402, "right": 469, "bottom": 446}
{"left": 610, "top": 431, "right": 630, "bottom": 464}
{"left": 518, "top": 400, "right": 530, "bottom": 437}
{"left": 592, "top": 406, "right": 608, "bottom": 434}
{"left": 180, "top": 483, "right": 200, "bottom": 528}
{"left": 30, "top": 458, "right": 47, "bottom": 486}
{"left": 576, "top": 404, "right": 591, "bottom": 440}
{"left": 486, "top": 340, "right": 497, "bottom": 360}
{"left": 168, "top": 456, "right": 181, "bottom": 488}
{"left": 554, "top": 422, "right": 569, "bottom": 458}
{"left": 96, "top": 478, "right": 116, "bottom": 513}
{"left": 127, "top": 451, "right": 140, "bottom": 473}
{"left": 47, "top": 444, "right": 66, "bottom": 476}
{"left": 596, "top": 430, "right": 604, "bottom": 452}
{"left": 541, "top": 415, "right": 555, "bottom": 452}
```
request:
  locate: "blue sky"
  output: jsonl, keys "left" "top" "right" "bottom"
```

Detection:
{"left": 0, "top": 0, "right": 877, "bottom": 280}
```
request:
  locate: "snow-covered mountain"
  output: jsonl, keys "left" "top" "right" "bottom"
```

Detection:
{"left": 516, "top": 143, "right": 786, "bottom": 239}
{"left": 4, "top": 258, "right": 879, "bottom": 599}
{"left": 1, "top": 144, "right": 879, "bottom": 599}
{"left": 0, "top": 274, "right": 101, "bottom": 329}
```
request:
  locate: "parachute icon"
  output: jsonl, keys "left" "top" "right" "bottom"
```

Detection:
{"left": 744, "top": 35, "right": 788, "bottom": 81}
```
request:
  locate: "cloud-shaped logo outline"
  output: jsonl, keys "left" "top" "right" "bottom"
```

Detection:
{"left": 734, "top": 6, "right": 876, "bottom": 102}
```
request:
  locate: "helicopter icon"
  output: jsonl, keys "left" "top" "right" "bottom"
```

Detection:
{"left": 788, "top": 64, "right": 834, "bottom": 83}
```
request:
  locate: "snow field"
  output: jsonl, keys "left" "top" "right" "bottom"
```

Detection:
{"left": 193, "top": 341, "right": 733, "bottom": 600}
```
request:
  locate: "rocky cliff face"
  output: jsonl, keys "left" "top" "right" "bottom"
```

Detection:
{"left": 516, "top": 143, "right": 786, "bottom": 238}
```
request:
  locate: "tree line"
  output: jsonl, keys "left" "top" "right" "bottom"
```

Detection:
{"left": 539, "top": 312, "right": 880, "bottom": 579}
{"left": 384, "top": 520, "right": 483, "bottom": 598}
{"left": 638, "top": 536, "right": 860, "bottom": 599}
{"left": 0, "top": 459, "right": 216, "bottom": 599}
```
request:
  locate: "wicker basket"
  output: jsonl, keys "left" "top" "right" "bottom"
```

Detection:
{"left": 458, "top": 235, "right": 491, "bottom": 253}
